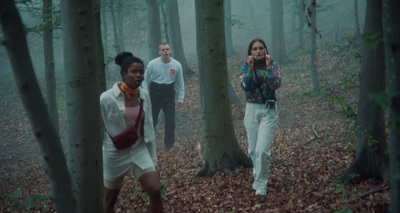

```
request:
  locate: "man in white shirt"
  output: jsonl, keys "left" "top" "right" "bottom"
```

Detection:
{"left": 142, "top": 42, "right": 185, "bottom": 149}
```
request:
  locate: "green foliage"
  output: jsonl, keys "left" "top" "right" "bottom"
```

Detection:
{"left": 361, "top": 32, "right": 383, "bottom": 50}
{"left": 369, "top": 91, "right": 392, "bottom": 110}
{"left": 0, "top": 189, "right": 50, "bottom": 211}
{"left": 334, "top": 206, "right": 353, "bottom": 213}
{"left": 334, "top": 183, "right": 345, "bottom": 193}
{"left": 349, "top": 173, "right": 360, "bottom": 180}
{"left": 225, "top": 15, "right": 246, "bottom": 29}
{"left": 367, "top": 138, "right": 379, "bottom": 152}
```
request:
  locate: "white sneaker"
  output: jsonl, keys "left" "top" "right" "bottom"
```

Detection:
{"left": 255, "top": 189, "right": 267, "bottom": 196}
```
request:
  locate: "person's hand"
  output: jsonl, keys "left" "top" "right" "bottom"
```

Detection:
{"left": 247, "top": 56, "right": 254, "bottom": 68}
{"left": 265, "top": 54, "right": 273, "bottom": 68}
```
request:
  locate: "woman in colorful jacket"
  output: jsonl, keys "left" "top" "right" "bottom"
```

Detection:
{"left": 239, "top": 38, "right": 281, "bottom": 199}
{"left": 100, "top": 52, "right": 163, "bottom": 212}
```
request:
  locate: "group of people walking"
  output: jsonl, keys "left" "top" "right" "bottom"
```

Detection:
{"left": 100, "top": 38, "right": 281, "bottom": 212}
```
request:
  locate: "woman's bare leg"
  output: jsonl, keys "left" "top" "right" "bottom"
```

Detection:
{"left": 103, "top": 187, "right": 121, "bottom": 213}
{"left": 138, "top": 171, "right": 163, "bottom": 213}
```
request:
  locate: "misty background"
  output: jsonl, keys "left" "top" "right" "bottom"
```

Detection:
{"left": 0, "top": 0, "right": 366, "bottom": 88}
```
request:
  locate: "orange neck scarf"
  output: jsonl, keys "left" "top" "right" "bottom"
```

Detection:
{"left": 121, "top": 83, "right": 139, "bottom": 99}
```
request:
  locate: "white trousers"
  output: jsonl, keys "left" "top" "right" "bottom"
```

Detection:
{"left": 244, "top": 102, "right": 278, "bottom": 191}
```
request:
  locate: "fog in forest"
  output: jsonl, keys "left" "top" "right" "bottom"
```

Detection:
{"left": 0, "top": 0, "right": 366, "bottom": 86}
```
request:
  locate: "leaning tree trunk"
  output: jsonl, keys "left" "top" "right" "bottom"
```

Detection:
{"left": 339, "top": 0, "right": 389, "bottom": 184}
{"left": 195, "top": 0, "right": 252, "bottom": 177}
{"left": 0, "top": 1, "right": 76, "bottom": 212}
{"left": 43, "top": 0, "right": 60, "bottom": 135}
{"left": 145, "top": 0, "right": 162, "bottom": 60}
{"left": 60, "top": 0, "right": 103, "bottom": 212}
{"left": 383, "top": 0, "right": 400, "bottom": 212}
{"left": 166, "top": 0, "right": 193, "bottom": 76}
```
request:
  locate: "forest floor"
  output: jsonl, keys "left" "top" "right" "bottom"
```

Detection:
{"left": 0, "top": 41, "right": 390, "bottom": 212}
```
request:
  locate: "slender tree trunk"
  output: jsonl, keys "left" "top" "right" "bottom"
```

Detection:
{"left": 60, "top": 0, "right": 103, "bottom": 211}
{"left": 383, "top": 0, "right": 400, "bottom": 211}
{"left": 145, "top": 0, "right": 162, "bottom": 60}
{"left": 160, "top": 4, "right": 169, "bottom": 44}
{"left": 270, "top": 0, "right": 287, "bottom": 63}
{"left": 195, "top": 0, "right": 252, "bottom": 177}
{"left": 223, "top": 0, "right": 238, "bottom": 104}
{"left": 117, "top": 0, "right": 125, "bottom": 51}
{"left": 339, "top": 0, "right": 389, "bottom": 184}
{"left": 109, "top": 0, "right": 120, "bottom": 53}
{"left": 95, "top": 0, "right": 106, "bottom": 93}
{"left": 309, "top": 0, "right": 319, "bottom": 92}
{"left": 0, "top": 1, "right": 76, "bottom": 212}
{"left": 354, "top": 0, "right": 361, "bottom": 35}
{"left": 224, "top": 0, "right": 234, "bottom": 57}
{"left": 165, "top": 0, "right": 192, "bottom": 75}
{"left": 299, "top": 0, "right": 305, "bottom": 48}
{"left": 43, "top": 0, "right": 60, "bottom": 135}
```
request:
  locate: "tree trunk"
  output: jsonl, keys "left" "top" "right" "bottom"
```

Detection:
{"left": 339, "top": 0, "right": 389, "bottom": 184}
{"left": 166, "top": 0, "right": 193, "bottom": 76}
{"left": 117, "top": 0, "right": 125, "bottom": 51}
{"left": 195, "top": 0, "right": 252, "bottom": 177}
{"left": 95, "top": 0, "right": 106, "bottom": 93}
{"left": 43, "top": 0, "right": 60, "bottom": 135}
{"left": 270, "top": 0, "right": 287, "bottom": 64}
{"left": 383, "top": 0, "right": 400, "bottom": 211}
{"left": 354, "top": 0, "right": 360, "bottom": 35}
{"left": 224, "top": 0, "right": 235, "bottom": 57}
{"left": 309, "top": 0, "right": 319, "bottom": 92}
{"left": 109, "top": 0, "right": 120, "bottom": 53}
{"left": 145, "top": 0, "right": 162, "bottom": 60}
{"left": 60, "top": 0, "right": 103, "bottom": 212}
{"left": 160, "top": 4, "right": 170, "bottom": 44}
{"left": 0, "top": 1, "right": 76, "bottom": 212}
{"left": 299, "top": 0, "right": 305, "bottom": 48}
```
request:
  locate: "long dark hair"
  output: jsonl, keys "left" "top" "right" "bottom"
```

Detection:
{"left": 115, "top": 52, "right": 144, "bottom": 80}
{"left": 247, "top": 38, "right": 269, "bottom": 56}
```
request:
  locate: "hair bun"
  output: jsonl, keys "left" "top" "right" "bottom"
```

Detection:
{"left": 115, "top": 52, "right": 134, "bottom": 66}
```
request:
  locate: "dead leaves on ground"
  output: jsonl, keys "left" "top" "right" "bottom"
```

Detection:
{"left": 0, "top": 48, "right": 389, "bottom": 212}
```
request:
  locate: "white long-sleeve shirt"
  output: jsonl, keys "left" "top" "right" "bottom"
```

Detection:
{"left": 142, "top": 57, "right": 185, "bottom": 102}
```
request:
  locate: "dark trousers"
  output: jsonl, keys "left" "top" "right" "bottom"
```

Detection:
{"left": 149, "top": 82, "right": 176, "bottom": 148}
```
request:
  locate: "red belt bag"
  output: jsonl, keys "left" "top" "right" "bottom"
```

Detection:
{"left": 108, "top": 101, "right": 143, "bottom": 150}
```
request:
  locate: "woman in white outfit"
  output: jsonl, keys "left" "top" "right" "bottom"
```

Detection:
{"left": 239, "top": 38, "right": 281, "bottom": 199}
{"left": 100, "top": 52, "right": 163, "bottom": 212}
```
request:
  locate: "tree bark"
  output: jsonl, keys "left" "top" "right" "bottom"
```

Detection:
{"left": 145, "top": 0, "right": 162, "bottom": 60}
{"left": 195, "top": 0, "right": 252, "bottom": 177}
{"left": 298, "top": 0, "right": 305, "bottom": 48}
{"left": 60, "top": 0, "right": 103, "bottom": 212}
{"left": 0, "top": 1, "right": 76, "bottom": 212}
{"left": 95, "top": 0, "right": 106, "bottom": 93}
{"left": 339, "top": 0, "right": 389, "bottom": 184}
{"left": 109, "top": 0, "right": 120, "bottom": 53}
{"left": 117, "top": 0, "right": 125, "bottom": 51}
{"left": 383, "top": 0, "right": 400, "bottom": 211}
{"left": 224, "top": 0, "right": 234, "bottom": 57}
{"left": 43, "top": 0, "right": 60, "bottom": 135}
{"left": 309, "top": 0, "right": 319, "bottom": 92}
{"left": 270, "top": 0, "right": 287, "bottom": 64}
{"left": 166, "top": 0, "right": 193, "bottom": 76}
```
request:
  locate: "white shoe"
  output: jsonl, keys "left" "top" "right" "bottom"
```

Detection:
{"left": 255, "top": 189, "right": 267, "bottom": 196}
